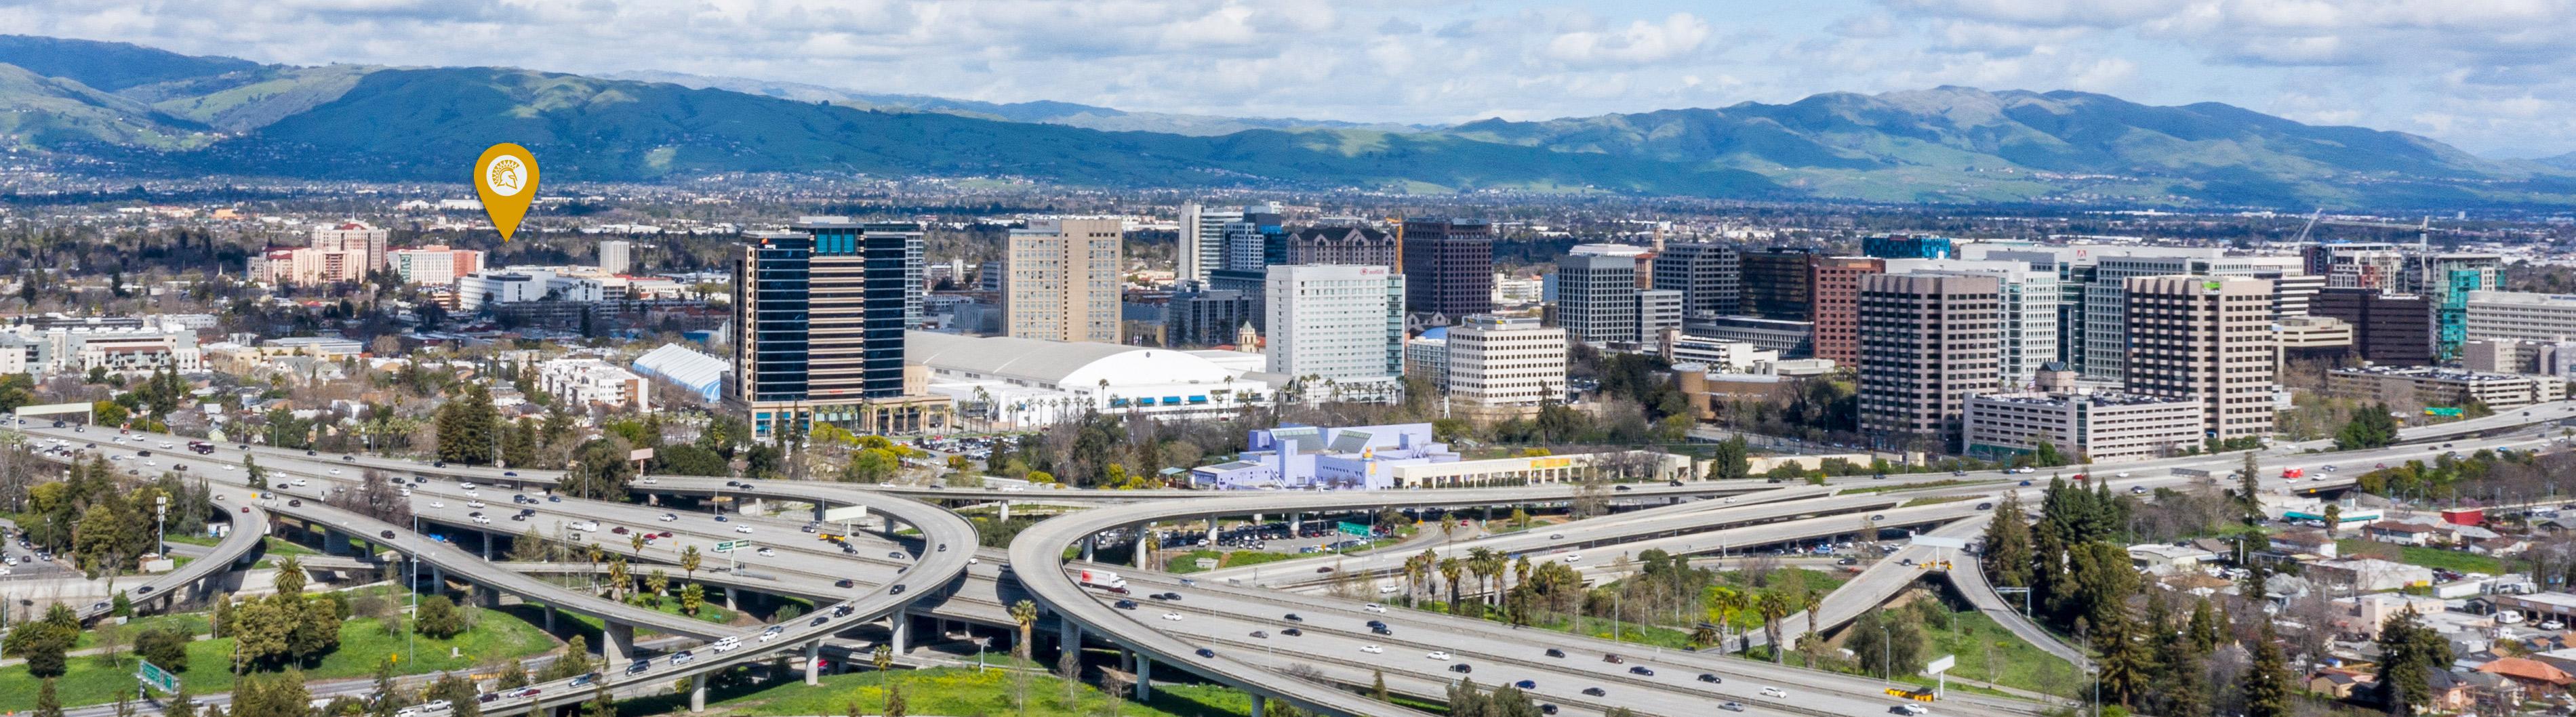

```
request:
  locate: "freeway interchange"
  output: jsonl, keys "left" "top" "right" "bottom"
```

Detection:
{"left": 1, "top": 407, "right": 2566, "bottom": 717}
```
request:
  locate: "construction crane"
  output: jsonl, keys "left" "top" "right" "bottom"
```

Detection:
{"left": 2297, "top": 209, "right": 2466, "bottom": 249}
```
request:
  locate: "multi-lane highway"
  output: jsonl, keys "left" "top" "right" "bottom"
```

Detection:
{"left": 12, "top": 410, "right": 2570, "bottom": 717}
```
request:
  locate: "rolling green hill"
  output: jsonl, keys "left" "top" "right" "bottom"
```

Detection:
{"left": 0, "top": 35, "right": 2566, "bottom": 207}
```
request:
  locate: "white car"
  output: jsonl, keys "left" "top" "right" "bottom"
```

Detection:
{"left": 1161, "top": 612, "right": 1184, "bottom": 621}
{"left": 458, "top": 483, "right": 477, "bottom": 491}
{"left": 1426, "top": 651, "right": 1452, "bottom": 661}
{"left": 758, "top": 627, "right": 784, "bottom": 642}
{"left": 1363, "top": 603, "right": 1387, "bottom": 613}
{"left": 639, "top": 476, "right": 657, "bottom": 484}
{"left": 2116, "top": 472, "right": 2131, "bottom": 478}
{"left": 1760, "top": 687, "right": 1788, "bottom": 699}
{"left": 734, "top": 525, "right": 753, "bottom": 534}
{"left": 1723, "top": 497, "right": 1739, "bottom": 504}
{"left": 658, "top": 514, "right": 678, "bottom": 523}
{"left": 144, "top": 460, "right": 157, "bottom": 466}
{"left": 226, "top": 465, "right": 241, "bottom": 471}
{"left": 1360, "top": 644, "right": 1384, "bottom": 654}
{"left": 2546, "top": 620, "right": 2567, "bottom": 631}
{"left": 757, "top": 548, "right": 777, "bottom": 557}
{"left": 472, "top": 515, "right": 492, "bottom": 525}
{"left": 291, "top": 478, "right": 308, "bottom": 487}
{"left": 329, "top": 469, "right": 342, "bottom": 475}
{"left": 1563, "top": 553, "right": 1583, "bottom": 562}
{"left": 466, "top": 500, "right": 485, "bottom": 508}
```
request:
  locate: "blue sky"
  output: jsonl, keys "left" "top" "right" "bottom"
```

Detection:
{"left": 10, "top": 0, "right": 2575, "bottom": 158}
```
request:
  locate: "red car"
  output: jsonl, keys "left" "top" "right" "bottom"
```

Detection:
{"left": 611, "top": 527, "right": 629, "bottom": 535}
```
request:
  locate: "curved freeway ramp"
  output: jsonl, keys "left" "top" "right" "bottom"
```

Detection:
{"left": 256, "top": 497, "right": 939, "bottom": 715}
{"left": 1010, "top": 487, "right": 2050, "bottom": 717}
{"left": 12, "top": 447, "right": 268, "bottom": 622}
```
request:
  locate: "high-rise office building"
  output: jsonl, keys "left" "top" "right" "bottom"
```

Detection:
{"left": 1222, "top": 206, "right": 1288, "bottom": 275}
{"left": 1556, "top": 255, "right": 1640, "bottom": 344}
{"left": 1163, "top": 289, "right": 1257, "bottom": 348}
{"left": 2080, "top": 251, "right": 2300, "bottom": 381}
{"left": 1266, "top": 264, "right": 1406, "bottom": 382}
{"left": 2415, "top": 254, "right": 2502, "bottom": 360}
{"left": 1005, "top": 218, "right": 1123, "bottom": 344}
{"left": 1651, "top": 242, "right": 1740, "bottom": 317}
{"left": 1447, "top": 315, "right": 1568, "bottom": 408}
{"left": 1808, "top": 255, "right": 1885, "bottom": 366}
{"left": 1861, "top": 234, "right": 1952, "bottom": 260}
{"left": 2313, "top": 287, "right": 2434, "bottom": 366}
{"left": 860, "top": 222, "right": 927, "bottom": 327}
{"left": 727, "top": 221, "right": 921, "bottom": 440}
{"left": 1738, "top": 248, "right": 1817, "bottom": 321}
{"left": 1856, "top": 274, "right": 2001, "bottom": 449}
{"left": 1176, "top": 203, "right": 1241, "bottom": 285}
{"left": 2123, "top": 276, "right": 2278, "bottom": 443}
{"left": 599, "top": 239, "right": 631, "bottom": 274}
{"left": 1400, "top": 218, "right": 1494, "bottom": 321}
{"left": 1884, "top": 259, "right": 2060, "bottom": 389}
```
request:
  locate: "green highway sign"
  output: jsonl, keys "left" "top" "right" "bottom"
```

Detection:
{"left": 137, "top": 659, "right": 180, "bottom": 694}
{"left": 713, "top": 540, "right": 750, "bottom": 553}
{"left": 1337, "top": 522, "right": 1371, "bottom": 537}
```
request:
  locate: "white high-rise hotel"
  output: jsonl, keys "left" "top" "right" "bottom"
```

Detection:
{"left": 1266, "top": 264, "right": 1405, "bottom": 385}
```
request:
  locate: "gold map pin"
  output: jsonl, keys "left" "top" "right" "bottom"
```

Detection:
{"left": 474, "top": 143, "right": 538, "bottom": 241}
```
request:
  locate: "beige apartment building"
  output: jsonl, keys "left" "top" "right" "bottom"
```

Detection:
{"left": 2122, "top": 276, "right": 2278, "bottom": 442}
{"left": 1006, "top": 218, "right": 1123, "bottom": 344}
{"left": 1856, "top": 273, "right": 2002, "bottom": 448}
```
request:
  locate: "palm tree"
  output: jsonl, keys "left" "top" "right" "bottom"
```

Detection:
{"left": 1800, "top": 587, "right": 1823, "bottom": 662}
{"left": 1512, "top": 555, "right": 1533, "bottom": 596}
{"left": 1009, "top": 600, "right": 1040, "bottom": 662}
{"left": 1757, "top": 592, "right": 1792, "bottom": 663}
{"left": 1710, "top": 588, "right": 1746, "bottom": 649}
{"left": 1466, "top": 548, "right": 1498, "bottom": 605}
{"left": 1438, "top": 557, "right": 1464, "bottom": 607}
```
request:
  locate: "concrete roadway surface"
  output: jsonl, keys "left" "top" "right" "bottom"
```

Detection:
{"left": 1203, "top": 487, "right": 1904, "bottom": 590}
{"left": 12, "top": 436, "right": 982, "bottom": 717}
{"left": 1007, "top": 485, "right": 2047, "bottom": 717}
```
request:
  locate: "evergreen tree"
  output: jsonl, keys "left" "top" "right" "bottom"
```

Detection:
{"left": 2375, "top": 609, "right": 2453, "bottom": 716}
{"left": 163, "top": 690, "right": 198, "bottom": 717}
{"left": 1372, "top": 670, "right": 1389, "bottom": 701}
{"left": 2154, "top": 623, "right": 2209, "bottom": 717}
{"left": 2186, "top": 598, "right": 2223, "bottom": 653}
{"left": 1708, "top": 436, "right": 1750, "bottom": 480}
{"left": 2245, "top": 623, "right": 2295, "bottom": 717}
{"left": 2238, "top": 451, "right": 2263, "bottom": 523}
{"left": 2092, "top": 611, "right": 2157, "bottom": 709}
{"left": 582, "top": 682, "right": 613, "bottom": 717}
{"left": 1980, "top": 491, "right": 2034, "bottom": 588}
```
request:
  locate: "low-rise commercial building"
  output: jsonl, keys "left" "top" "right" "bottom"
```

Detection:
{"left": 2325, "top": 365, "right": 2569, "bottom": 411}
{"left": 1962, "top": 389, "right": 2205, "bottom": 463}
{"left": 1384, "top": 450, "right": 1693, "bottom": 489}
{"left": 909, "top": 329, "right": 1273, "bottom": 428}
{"left": 1187, "top": 423, "right": 1461, "bottom": 490}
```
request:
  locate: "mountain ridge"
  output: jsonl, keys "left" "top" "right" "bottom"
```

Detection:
{"left": 0, "top": 35, "right": 2568, "bottom": 209}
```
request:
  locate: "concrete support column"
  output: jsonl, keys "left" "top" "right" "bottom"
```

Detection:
{"left": 428, "top": 564, "right": 444, "bottom": 587}
{"left": 688, "top": 675, "right": 707, "bottom": 713}
{"left": 891, "top": 614, "right": 911, "bottom": 654}
{"left": 1205, "top": 516, "right": 1217, "bottom": 537}
{"left": 1058, "top": 619, "right": 1081, "bottom": 656}
{"left": 543, "top": 605, "right": 556, "bottom": 632}
{"left": 999, "top": 501, "right": 1010, "bottom": 522}
{"left": 603, "top": 622, "right": 635, "bottom": 666}
{"left": 481, "top": 535, "right": 493, "bottom": 560}
{"left": 1133, "top": 522, "right": 1150, "bottom": 569}
{"left": 1081, "top": 535, "right": 1095, "bottom": 562}
{"left": 1135, "top": 655, "right": 1152, "bottom": 701}
{"left": 813, "top": 502, "right": 828, "bottom": 522}
{"left": 1250, "top": 696, "right": 1265, "bottom": 717}
{"left": 323, "top": 529, "right": 350, "bottom": 556}
{"left": 1289, "top": 514, "right": 1301, "bottom": 533}
{"left": 803, "top": 640, "right": 822, "bottom": 686}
